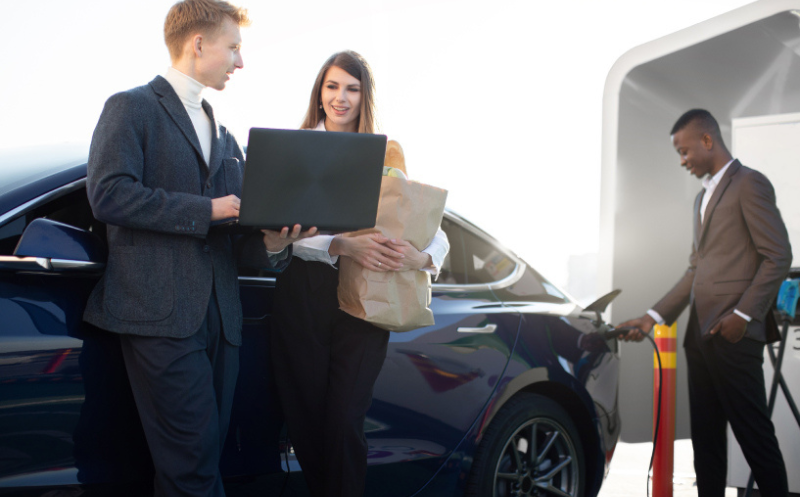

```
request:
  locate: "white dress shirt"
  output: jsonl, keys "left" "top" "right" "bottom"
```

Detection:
{"left": 647, "top": 158, "right": 750, "bottom": 325}
{"left": 293, "top": 120, "right": 450, "bottom": 278}
{"left": 700, "top": 159, "right": 734, "bottom": 224}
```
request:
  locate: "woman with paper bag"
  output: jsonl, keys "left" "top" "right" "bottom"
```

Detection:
{"left": 337, "top": 171, "right": 447, "bottom": 331}
{"left": 269, "top": 51, "right": 449, "bottom": 497}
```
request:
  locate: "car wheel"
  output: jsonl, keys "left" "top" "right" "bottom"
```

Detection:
{"left": 466, "top": 393, "right": 585, "bottom": 496}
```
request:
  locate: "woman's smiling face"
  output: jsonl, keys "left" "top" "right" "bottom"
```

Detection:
{"left": 320, "top": 65, "right": 362, "bottom": 133}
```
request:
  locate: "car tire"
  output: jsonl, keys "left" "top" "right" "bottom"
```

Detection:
{"left": 466, "top": 393, "right": 585, "bottom": 497}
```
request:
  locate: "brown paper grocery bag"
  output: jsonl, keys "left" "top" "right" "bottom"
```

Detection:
{"left": 338, "top": 176, "right": 447, "bottom": 332}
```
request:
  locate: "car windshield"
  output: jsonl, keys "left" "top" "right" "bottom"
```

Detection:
{"left": 0, "top": 145, "right": 88, "bottom": 200}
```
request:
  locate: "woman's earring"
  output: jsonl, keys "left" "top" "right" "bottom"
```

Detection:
{"left": 319, "top": 104, "right": 323, "bottom": 109}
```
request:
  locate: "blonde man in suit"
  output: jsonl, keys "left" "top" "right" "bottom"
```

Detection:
{"left": 85, "top": 0, "right": 313, "bottom": 494}
{"left": 619, "top": 109, "right": 790, "bottom": 496}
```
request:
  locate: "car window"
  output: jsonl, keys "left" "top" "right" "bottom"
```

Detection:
{"left": 435, "top": 217, "right": 466, "bottom": 285}
{"left": 494, "top": 265, "right": 568, "bottom": 304}
{"left": 0, "top": 217, "right": 25, "bottom": 256}
{"left": 433, "top": 217, "right": 516, "bottom": 286}
{"left": 461, "top": 226, "right": 515, "bottom": 284}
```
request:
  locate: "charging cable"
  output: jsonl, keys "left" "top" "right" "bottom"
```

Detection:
{"left": 603, "top": 327, "right": 663, "bottom": 497}
{"left": 607, "top": 277, "right": 800, "bottom": 497}
{"left": 643, "top": 333, "right": 662, "bottom": 498}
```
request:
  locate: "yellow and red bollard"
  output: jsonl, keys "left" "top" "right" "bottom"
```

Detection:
{"left": 652, "top": 323, "right": 677, "bottom": 496}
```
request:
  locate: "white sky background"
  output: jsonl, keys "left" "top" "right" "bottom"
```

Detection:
{"left": 0, "top": 0, "right": 753, "bottom": 300}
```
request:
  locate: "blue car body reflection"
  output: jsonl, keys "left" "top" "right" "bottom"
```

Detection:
{"left": 0, "top": 148, "right": 620, "bottom": 496}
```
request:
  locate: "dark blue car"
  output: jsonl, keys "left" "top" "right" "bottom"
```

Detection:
{"left": 0, "top": 146, "right": 621, "bottom": 496}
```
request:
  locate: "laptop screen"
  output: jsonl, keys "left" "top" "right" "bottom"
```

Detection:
{"left": 239, "top": 128, "right": 387, "bottom": 233}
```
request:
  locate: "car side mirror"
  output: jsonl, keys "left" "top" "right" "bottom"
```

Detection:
{"left": 0, "top": 218, "right": 106, "bottom": 272}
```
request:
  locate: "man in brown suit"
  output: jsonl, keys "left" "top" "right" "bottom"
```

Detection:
{"left": 619, "top": 109, "right": 790, "bottom": 496}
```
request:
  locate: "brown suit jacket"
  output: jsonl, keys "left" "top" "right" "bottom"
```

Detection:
{"left": 652, "top": 160, "right": 792, "bottom": 343}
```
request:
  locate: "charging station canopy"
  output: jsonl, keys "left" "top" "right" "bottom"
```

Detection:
{"left": 601, "top": 0, "right": 800, "bottom": 443}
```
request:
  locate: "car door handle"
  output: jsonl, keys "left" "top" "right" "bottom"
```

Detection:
{"left": 457, "top": 324, "right": 497, "bottom": 334}
{"left": 0, "top": 256, "right": 105, "bottom": 272}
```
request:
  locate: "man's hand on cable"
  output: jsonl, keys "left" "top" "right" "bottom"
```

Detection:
{"left": 385, "top": 239, "right": 432, "bottom": 272}
{"left": 708, "top": 313, "right": 747, "bottom": 343}
{"left": 211, "top": 194, "right": 241, "bottom": 221}
{"left": 330, "top": 233, "right": 404, "bottom": 272}
{"left": 616, "top": 315, "right": 656, "bottom": 342}
{"left": 262, "top": 225, "right": 318, "bottom": 253}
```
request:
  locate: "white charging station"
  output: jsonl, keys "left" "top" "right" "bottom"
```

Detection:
{"left": 727, "top": 112, "right": 800, "bottom": 494}
{"left": 601, "top": 0, "right": 800, "bottom": 493}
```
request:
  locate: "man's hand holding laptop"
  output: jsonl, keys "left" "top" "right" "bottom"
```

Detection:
{"left": 211, "top": 194, "right": 243, "bottom": 221}
{"left": 212, "top": 194, "right": 317, "bottom": 252}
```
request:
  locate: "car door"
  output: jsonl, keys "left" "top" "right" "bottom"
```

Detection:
{"left": 0, "top": 175, "right": 289, "bottom": 495}
{"left": 221, "top": 213, "right": 525, "bottom": 496}
{"left": 363, "top": 214, "right": 522, "bottom": 496}
{"left": 220, "top": 268, "right": 285, "bottom": 485}
{"left": 0, "top": 178, "right": 155, "bottom": 495}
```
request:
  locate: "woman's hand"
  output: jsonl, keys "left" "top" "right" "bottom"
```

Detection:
{"left": 330, "top": 233, "right": 404, "bottom": 272}
{"left": 262, "top": 225, "right": 318, "bottom": 253}
{"left": 385, "top": 239, "right": 433, "bottom": 272}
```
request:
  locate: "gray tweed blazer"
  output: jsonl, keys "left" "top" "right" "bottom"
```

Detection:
{"left": 83, "top": 75, "right": 287, "bottom": 345}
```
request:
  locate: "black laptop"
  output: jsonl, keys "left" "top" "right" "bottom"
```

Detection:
{"left": 214, "top": 128, "right": 387, "bottom": 234}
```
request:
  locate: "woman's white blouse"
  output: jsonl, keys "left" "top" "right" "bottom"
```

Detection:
{"left": 292, "top": 121, "right": 450, "bottom": 279}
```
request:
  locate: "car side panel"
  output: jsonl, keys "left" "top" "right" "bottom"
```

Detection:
{"left": 0, "top": 271, "right": 158, "bottom": 494}
{"left": 362, "top": 289, "right": 520, "bottom": 496}
{"left": 416, "top": 310, "right": 620, "bottom": 496}
{"left": 494, "top": 309, "right": 620, "bottom": 496}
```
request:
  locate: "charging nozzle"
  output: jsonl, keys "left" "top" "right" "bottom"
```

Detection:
{"left": 603, "top": 327, "right": 634, "bottom": 340}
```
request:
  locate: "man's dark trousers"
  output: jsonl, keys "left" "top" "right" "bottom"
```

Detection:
{"left": 684, "top": 307, "right": 788, "bottom": 496}
{"left": 119, "top": 287, "right": 238, "bottom": 496}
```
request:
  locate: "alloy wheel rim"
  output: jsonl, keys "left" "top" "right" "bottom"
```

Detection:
{"left": 492, "top": 416, "right": 579, "bottom": 496}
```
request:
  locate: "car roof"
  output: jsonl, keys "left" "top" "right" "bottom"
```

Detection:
{"left": 0, "top": 144, "right": 88, "bottom": 218}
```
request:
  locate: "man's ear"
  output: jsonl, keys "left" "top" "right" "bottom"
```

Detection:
{"left": 175, "top": 35, "right": 202, "bottom": 63}
{"left": 701, "top": 132, "right": 714, "bottom": 150}
{"left": 192, "top": 34, "right": 203, "bottom": 58}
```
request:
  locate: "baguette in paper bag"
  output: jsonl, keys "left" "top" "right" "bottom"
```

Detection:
{"left": 338, "top": 175, "right": 447, "bottom": 332}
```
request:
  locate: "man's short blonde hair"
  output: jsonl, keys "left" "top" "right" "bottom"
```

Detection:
{"left": 164, "top": 0, "right": 251, "bottom": 61}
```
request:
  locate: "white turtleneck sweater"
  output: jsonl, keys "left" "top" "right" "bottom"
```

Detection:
{"left": 163, "top": 67, "right": 213, "bottom": 166}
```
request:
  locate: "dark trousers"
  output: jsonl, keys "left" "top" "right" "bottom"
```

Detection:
{"left": 684, "top": 307, "right": 788, "bottom": 496}
{"left": 119, "top": 289, "right": 239, "bottom": 496}
{"left": 271, "top": 259, "right": 390, "bottom": 496}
